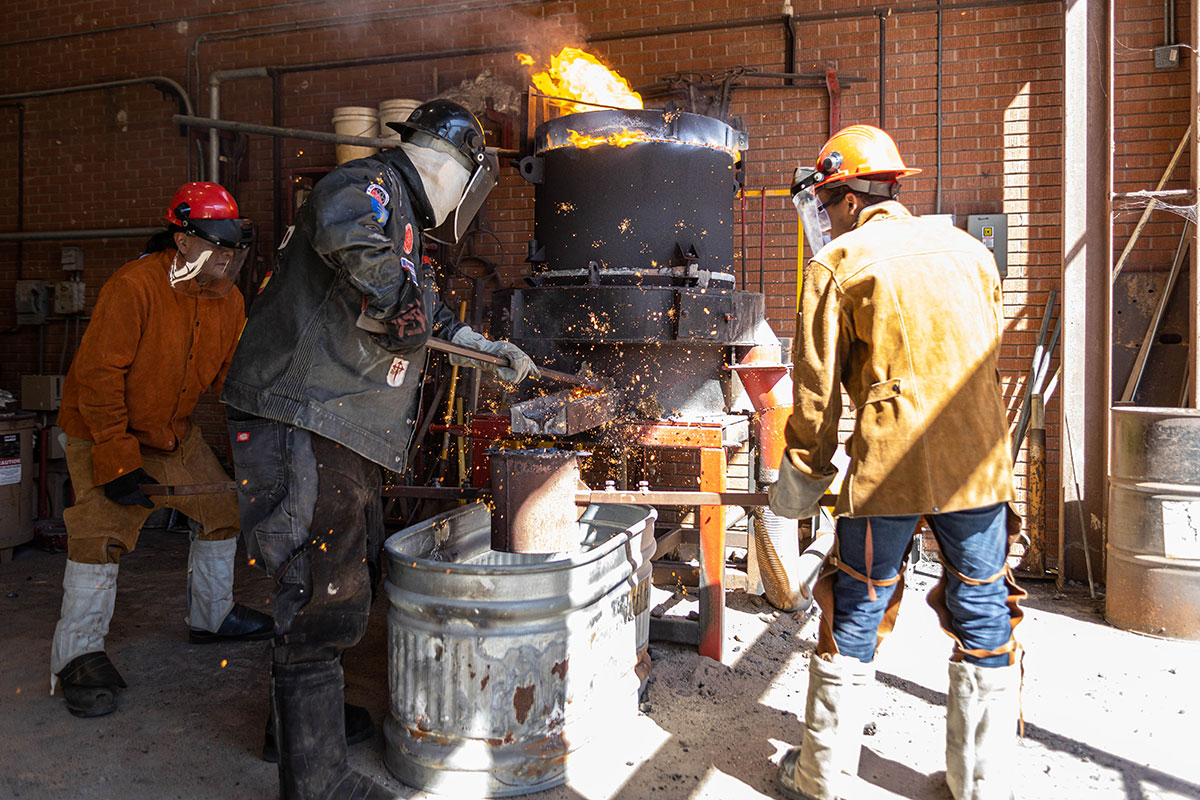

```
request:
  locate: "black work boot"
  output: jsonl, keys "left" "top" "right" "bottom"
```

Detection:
{"left": 262, "top": 699, "right": 375, "bottom": 763}
{"left": 57, "top": 651, "right": 127, "bottom": 718}
{"left": 272, "top": 659, "right": 395, "bottom": 800}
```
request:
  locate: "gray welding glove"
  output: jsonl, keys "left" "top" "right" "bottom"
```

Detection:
{"left": 449, "top": 326, "right": 540, "bottom": 384}
{"left": 768, "top": 452, "right": 835, "bottom": 520}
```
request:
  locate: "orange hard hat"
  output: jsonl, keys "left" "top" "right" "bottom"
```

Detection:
{"left": 792, "top": 125, "right": 921, "bottom": 196}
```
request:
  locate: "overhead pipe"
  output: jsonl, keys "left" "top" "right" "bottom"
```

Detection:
{"left": 0, "top": 77, "right": 194, "bottom": 181}
{"left": 208, "top": 67, "right": 269, "bottom": 184}
{"left": 0, "top": 228, "right": 161, "bottom": 242}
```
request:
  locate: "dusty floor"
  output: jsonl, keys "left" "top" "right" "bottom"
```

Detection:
{"left": 1, "top": 526, "right": 1198, "bottom": 800}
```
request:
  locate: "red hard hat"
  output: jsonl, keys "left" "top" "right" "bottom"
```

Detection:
{"left": 164, "top": 182, "right": 252, "bottom": 249}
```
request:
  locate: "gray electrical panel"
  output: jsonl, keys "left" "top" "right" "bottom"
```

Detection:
{"left": 967, "top": 214, "right": 1008, "bottom": 279}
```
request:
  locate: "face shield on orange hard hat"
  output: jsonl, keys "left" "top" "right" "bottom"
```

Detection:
{"left": 790, "top": 124, "right": 921, "bottom": 254}
{"left": 164, "top": 182, "right": 254, "bottom": 298}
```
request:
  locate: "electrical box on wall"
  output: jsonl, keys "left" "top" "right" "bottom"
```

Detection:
{"left": 20, "top": 375, "right": 64, "bottom": 411}
{"left": 54, "top": 280, "right": 86, "bottom": 315}
{"left": 967, "top": 214, "right": 1008, "bottom": 279}
{"left": 15, "top": 280, "right": 51, "bottom": 325}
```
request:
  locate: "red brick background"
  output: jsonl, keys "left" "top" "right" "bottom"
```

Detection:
{"left": 0, "top": 1, "right": 1192, "bottom": 571}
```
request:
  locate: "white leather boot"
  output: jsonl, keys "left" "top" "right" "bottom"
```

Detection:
{"left": 50, "top": 560, "right": 119, "bottom": 694}
{"left": 186, "top": 536, "right": 236, "bottom": 633}
{"left": 777, "top": 653, "right": 876, "bottom": 800}
{"left": 946, "top": 660, "right": 1020, "bottom": 800}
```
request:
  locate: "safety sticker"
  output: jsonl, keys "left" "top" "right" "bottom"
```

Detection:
{"left": 386, "top": 357, "right": 409, "bottom": 388}
{"left": 0, "top": 433, "right": 19, "bottom": 486}
{"left": 403, "top": 223, "right": 414, "bottom": 254}
{"left": 400, "top": 257, "right": 417, "bottom": 283}
{"left": 366, "top": 184, "right": 390, "bottom": 226}
{"left": 236, "top": 432, "right": 250, "bottom": 442}
{"left": 257, "top": 271, "right": 272, "bottom": 294}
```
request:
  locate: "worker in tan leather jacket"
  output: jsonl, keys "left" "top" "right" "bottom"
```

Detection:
{"left": 769, "top": 125, "right": 1025, "bottom": 800}
{"left": 50, "top": 182, "right": 272, "bottom": 719}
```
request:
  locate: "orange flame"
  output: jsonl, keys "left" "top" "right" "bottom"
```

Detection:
{"left": 517, "top": 46, "right": 643, "bottom": 113}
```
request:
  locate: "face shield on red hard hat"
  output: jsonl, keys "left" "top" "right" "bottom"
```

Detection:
{"left": 164, "top": 182, "right": 254, "bottom": 298}
{"left": 168, "top": 228, "right": 253, "bottom": 298}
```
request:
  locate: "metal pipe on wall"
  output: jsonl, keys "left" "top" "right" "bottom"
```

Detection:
{"left": 877, "top": 10, "right": 890, "bottom": 129}
{"left": 208, "top": 67, "right": 269, "bottom": 184}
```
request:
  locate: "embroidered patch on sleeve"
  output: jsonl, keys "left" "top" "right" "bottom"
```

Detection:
{"left": 403, "top": 223, "right": 414, "bottom": 254}
{"left": 236, "top": 432, "right": 250, "bottom": 442}
{"left": 366, "top": 183, "right": 390, "bottom": 226}
{"left": 400, "top": 257, "right": 418, "bottom": 283}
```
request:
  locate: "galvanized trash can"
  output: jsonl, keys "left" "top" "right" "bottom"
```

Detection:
{"left": 382, "top": 502, "right": 655, "bottom": 797}
{"left": 1108, "top": 407, "right": 1200, "bottom": 639}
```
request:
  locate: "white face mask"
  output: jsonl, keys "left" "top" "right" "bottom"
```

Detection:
{"left": 399, "top": 142, "right": 470, "bottom": 228}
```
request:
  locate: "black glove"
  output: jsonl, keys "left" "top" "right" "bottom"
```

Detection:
{"left": 102, "top": 468, "right": 158, "bottom": 509}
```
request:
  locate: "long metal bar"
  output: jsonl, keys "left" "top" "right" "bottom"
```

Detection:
{"left": 423, "top": 337, "right": 604, "bottom": 390}
{"left": 0, "top": 228, "right": 161, "bottom": 242}
{"left": 1112, "top": 126, "right": 1190, "bottom": 280}
{"left": 1011, "top": 291, "right": 1056, "bottom": 461}
{"left": 173, "top": 114, "right": 518, "bottom": 158}
{"left": 1191, "top": 0, "right": 1200, "bottom": 408}
{"left": 1121, "top": 222, "right": 1192, "bottom": 402}
{"left": 577, "top": 490, "right": 770, "bottom": 506}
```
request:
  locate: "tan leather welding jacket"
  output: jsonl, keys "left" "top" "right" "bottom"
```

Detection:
{"left": 783, "top": 200, "right": 1015, "bottom": 518}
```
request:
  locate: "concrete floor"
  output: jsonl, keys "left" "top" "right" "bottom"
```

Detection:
{"left": 1, "top": 526, "right": 1198, "bottom": 800}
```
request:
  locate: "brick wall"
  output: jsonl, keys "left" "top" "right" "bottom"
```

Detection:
{"left": 0, "top": 1, "right": 1191, "bottom": 571}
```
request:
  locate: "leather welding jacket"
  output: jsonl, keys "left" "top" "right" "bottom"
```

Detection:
{"left": 782, "top": 200, "right": 1015, "bottom": 518}
{"left": 57, "top": 249, "right": 244, "bottom": 485}
{"left": 220, "top": 148, "right": 464, "bottom": 471}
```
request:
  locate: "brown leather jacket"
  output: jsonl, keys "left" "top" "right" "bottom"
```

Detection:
{"left": 58, "top": 249, "right": 244, "bottom": 485}
{"left": 782, "top": 201, "right": 1014, "bottom": 518}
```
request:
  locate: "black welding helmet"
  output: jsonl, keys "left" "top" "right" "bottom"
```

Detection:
{"left": 387, "top": 100, "right": 498, "bottom": 243}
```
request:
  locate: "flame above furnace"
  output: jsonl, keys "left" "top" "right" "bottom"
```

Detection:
{"left": 517, "top": 46, "right": 643, "bottom": 114}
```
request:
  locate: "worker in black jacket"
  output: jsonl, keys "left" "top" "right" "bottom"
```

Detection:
{"left": 221, "top": 100, "right": 536, "bottom": 800}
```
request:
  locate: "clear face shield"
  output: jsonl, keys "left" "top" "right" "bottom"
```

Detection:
{"left": 425, "top": 152, "right": 499, "bottom": 245}
{"left": 792, "top": 187, "right": 833, "bottom": 257}
{"left": 169, "top": 228, "right": 252, "bottom": 298}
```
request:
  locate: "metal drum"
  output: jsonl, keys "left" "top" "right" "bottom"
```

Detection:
{"left": 382, "top": 501, "right": 656, "bottom": 797}
{"left": 1107, "top": 407, "right": 1200, "bottom": 639}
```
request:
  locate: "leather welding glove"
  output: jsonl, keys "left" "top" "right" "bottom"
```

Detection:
{"left": 102, "top": 467, "right": 158, "bottom": 509}
{"left": 768, "top": 453, "right": 835, "bottom": 519}
{"left": 449, "top": 326, "right": 540, "bottom": 384}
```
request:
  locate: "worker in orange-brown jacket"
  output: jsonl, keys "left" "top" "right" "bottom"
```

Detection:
{"left": 50, "top": 182, "right": 272, "bottom": 719}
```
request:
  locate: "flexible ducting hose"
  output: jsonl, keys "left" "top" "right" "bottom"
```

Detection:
{"left": 753, "top": 504, "right": 805, "bottom": 612}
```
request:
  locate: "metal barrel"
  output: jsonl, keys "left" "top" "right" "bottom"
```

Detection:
{"left": 1107, "top": 407, "right": 1200, "bottom": 639}
{"left": 382, "top": 501, "right": 656, "bottom": 797}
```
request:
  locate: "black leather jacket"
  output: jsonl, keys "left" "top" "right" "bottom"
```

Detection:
{"left": 221, "top": 148, "right": 463, "bottom": 470}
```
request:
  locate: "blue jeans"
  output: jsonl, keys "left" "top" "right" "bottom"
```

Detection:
{"left": 831, "top": 503, "right": 1013, "bottom": 667}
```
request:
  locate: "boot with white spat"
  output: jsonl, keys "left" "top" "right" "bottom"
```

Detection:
{"left": 776, "top": 653, "right": 876, "bottom": 800}
{"left": 945, "top": 661, "right": 1020, "bottom": 800}
{"left": 186, "top": 536, "right": 272, "bottom": 644}
{"left": 50, "top": 559, "right": 126, "bottom": 717}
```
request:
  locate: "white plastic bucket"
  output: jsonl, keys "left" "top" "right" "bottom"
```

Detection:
{"left": 331, "top": 106, "right": 379, "bottom": 164}
{"left": 378, "top": 99, "right": 422, "bottom": 142}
